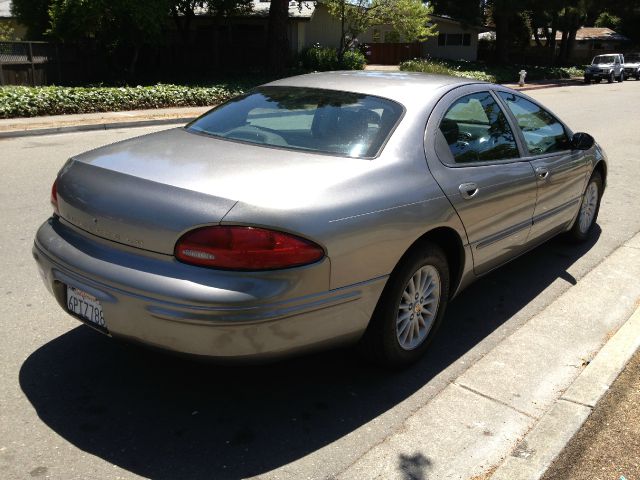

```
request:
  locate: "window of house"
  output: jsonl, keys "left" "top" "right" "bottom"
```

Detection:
{"left": 384, "top": 31, "right": 400, "bottom": 43}
{"left": 438, "top": 33, "right": 472, "bottom": 47}
{"left": 447, "top": 34, "right": 463, "bottom": 46}
{"left": 372, "top": 29, "right": 381, "bottom": 43}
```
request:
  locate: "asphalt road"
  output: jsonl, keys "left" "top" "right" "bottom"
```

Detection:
{"left": 1, "top": 80, "right": 639, "bottom": 480}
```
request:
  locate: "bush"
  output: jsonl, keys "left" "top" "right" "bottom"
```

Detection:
{"left": 400, "top": 58, "right": 584, "bottom": 84}
{"left": 0, "top": 83, "right": 247, "bottom": 119}
{"left": 301, "top": 45, "right": 339, "bottom": 71}
{"left": 400, "top": 58, "right": 497, "bottom": 82}
{"left": 341, "top": 49, "right": 367, "bottom": 70}
{"left": 300, "top": 44, "right": 366, "bottom": 71}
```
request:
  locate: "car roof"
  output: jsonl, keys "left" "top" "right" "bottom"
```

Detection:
{"left": 264, "top": 71, "right": 483, "bottom": 106}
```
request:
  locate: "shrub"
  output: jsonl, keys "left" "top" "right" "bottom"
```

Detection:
{"left": 301, "top": 44, "right": 339, "bottom": 71}
{"left": 400, "top": 58, "right": 584, "bottom": 84}
{"left": 400, "top": 58, "right": 497, "bottom": 82}
{"left": 300, "top": 44, "right": 366, "bottom": 71}
{"left": 0, "top": 83, "right": 247, "bottom": 119}
{"left": 341, "top": 49, "right": 366, "bottom": 70}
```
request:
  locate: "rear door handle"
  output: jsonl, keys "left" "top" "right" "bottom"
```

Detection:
{"left": 535, "top": 167, "right": 550, "bottom": 180}
{"left": 459, "top": 182, "right": 479, "bottom": 200}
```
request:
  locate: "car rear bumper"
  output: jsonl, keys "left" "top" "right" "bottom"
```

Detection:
{"left": 33, "top": 218, "right": 386, "bottom": 360}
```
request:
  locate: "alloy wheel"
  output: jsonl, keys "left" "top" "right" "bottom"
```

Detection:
{"left": 578, "top": 181, "right": 599, "bottom": 234}
{"left": 396, "top": 265, "right": 441, "bottom": 350}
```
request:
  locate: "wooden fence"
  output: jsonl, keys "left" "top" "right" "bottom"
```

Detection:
{"left": 0, "top": 41, "right": 62, "bottom": 86}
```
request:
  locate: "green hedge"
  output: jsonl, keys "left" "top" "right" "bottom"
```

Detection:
{"left": 300, "top": 44, "right": 366, "bottom": 71}
{"left": 400, "top": 58, "right": 584, "bottom": 84}
{"left": 0, "top": 83, "right": 247, "bottom": 119}
{"left": 400, "top": 58, "right": 496, "bottom": 82}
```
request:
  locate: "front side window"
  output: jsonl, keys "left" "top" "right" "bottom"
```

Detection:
{"left": 497, "top": 92, "right": 570, "bottom": 155}
{"left": 438, "top": 92, "right": 519, "bottom": 164}
{"left": 187, "top": 87, "right": 403, "bottom": 158}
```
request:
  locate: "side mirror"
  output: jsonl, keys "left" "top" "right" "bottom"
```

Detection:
{"left": 571, "top": 132, "right": 595, "bottom": 150}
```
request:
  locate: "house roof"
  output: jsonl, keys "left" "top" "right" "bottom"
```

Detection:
{"left": 428, "top": 14, "right": 486, "bottom": 32}
{"left": 551, "top": 27, "right": 629, "bottom": 42}
{"left": 0, "top": 0, "right": 12, "bottom": 18}
{"left": 194, "top": 0, "right": 316, "bottom": 19}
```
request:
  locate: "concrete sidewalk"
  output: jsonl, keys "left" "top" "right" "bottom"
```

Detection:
{"left": 503, "top": 78, "right": 585, "bottom": 91}
{"left": 334, "top": 232, "right": 640, "bottom": 480}
{"left": 0, "top": 106, "right": 210, "bottom": 138}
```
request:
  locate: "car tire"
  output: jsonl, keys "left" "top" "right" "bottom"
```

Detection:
{"left": 596, "top": 78, "right": 602, "bottom": 83}
{"left": 568, "top": 171, "right": 603, "bottom": 242}
{"left": 636, "top": 74, "right": 640, "bottom": 81}
{"left": 358, "top": 242, "right": 449, "bottom": 367}
{"left": 618, "top": 72, "right": 624, "bottom": 82}
{"left": 608, "top": 72, "right": 615, "bottom": 83}
{"left": 584, "top": 77, "right": 590, "bottom": 84}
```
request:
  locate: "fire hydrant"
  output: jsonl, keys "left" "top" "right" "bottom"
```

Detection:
{"left": 519, "top": 69, "right": 527, "bottom": 87}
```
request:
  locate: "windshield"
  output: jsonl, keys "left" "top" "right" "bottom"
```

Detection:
{"left": 186, "top": 87, "right": 404, "bottom": 158}
{"left": 592, "top": 55, "right": 617, "bottom": 64}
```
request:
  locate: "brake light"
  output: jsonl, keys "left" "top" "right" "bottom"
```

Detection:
{"left": 175, "top": 226, "right": 324, "bottom": 270}
{"left": 51, "top": 178, "right": 59, "bottom": 215}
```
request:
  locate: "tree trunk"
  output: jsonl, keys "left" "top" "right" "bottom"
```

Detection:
{"left": 129, "top": 44, "right": 140, "bottom": 78}
{"left": 533, "top": 26, "right": 543, "bottom": 48}
{"left": 564, "top": 28, "right": 577, "bottom": 65}
{"left": 494, "top": 12, "right": 509, "bottom": 64}
{"left": 558, "top": 29, "right": 568, "bottom": 65}
{"left": 549, "top": 12, "right": 558, "bottom": 65}
{"left": 267, "top": 0, "right": 289, "bottom": 72}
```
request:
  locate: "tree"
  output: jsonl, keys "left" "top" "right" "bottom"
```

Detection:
{"left": 0, "top": 22, "right": 18, "bottom": 41}
{"left": 267, "top": 0, "right": 291, "bottom": 73}
{"left": 594, "top": 11, "right": 622, "bottom": 30}
{"left": 11, "top": 0, "right": 52, "bottom": 40}
{"left": 429, "top": 0, "right": 484, "bottom": 27}
{"left": 47, "top": 0, "right": 171, "bottom": 75}
{"left": 325, "top": 0, "right": 436, "bottom": 58}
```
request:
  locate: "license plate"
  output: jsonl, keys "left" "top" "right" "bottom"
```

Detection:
{"left": 66, "top": 286, "right": 106, "bottom": 329}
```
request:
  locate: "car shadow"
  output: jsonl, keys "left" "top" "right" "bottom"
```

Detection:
{"left": 19, "top": 228, "right": 600, "bottom": 480}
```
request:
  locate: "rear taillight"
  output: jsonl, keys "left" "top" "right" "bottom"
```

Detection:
{"left": 175, "top": 226, "right": 324, "bottom": 270}
{"left": 51, "top": 178, "right": 59, "bottom": 215}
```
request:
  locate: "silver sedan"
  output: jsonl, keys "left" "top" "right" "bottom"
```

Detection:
{"left": 32, "top": 72, "right": 607, "bottom": 366}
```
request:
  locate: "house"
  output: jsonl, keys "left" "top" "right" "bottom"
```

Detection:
{"left": 0, "top": 0, "right": 26, "bottom": 40}
{"left": 530, "top": 27, "right": 629, "bottom": 63}
{"left": 186, "top": 2, "right": 482, "bottom": 66}
{"left": 303, "top": 8, "right": 483, "bottom": 64}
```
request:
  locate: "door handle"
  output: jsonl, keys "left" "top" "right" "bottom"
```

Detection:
{"left": 459, "top": 182, "right": 479, "bottom": 199}
{"left": 535, "top": 167, "right": 550, "bottom": 180}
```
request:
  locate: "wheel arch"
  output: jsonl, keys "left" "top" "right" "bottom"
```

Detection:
{"left": 396, "top": 226, "right": 466, "bottom": 300}
{"left": 592, "top": 160, "right": 607, "bottom": 190}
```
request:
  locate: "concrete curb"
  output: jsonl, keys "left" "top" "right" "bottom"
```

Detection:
{"left": 0, "top": 116, "right": 197, "bottom": 139}
{"left": 490, "top": 304, "right": 640, "bottom": 480}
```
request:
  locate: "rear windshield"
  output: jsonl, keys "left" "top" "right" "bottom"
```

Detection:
{"left": 187, "top": 86, "right": 403, "bottom": 158}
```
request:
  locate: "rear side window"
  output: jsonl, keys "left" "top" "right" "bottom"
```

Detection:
{"left": 438, "top": 91, "right": 519, "bottom": 164}
{"left": 497, "top": 92, "right": 570, "bottom": 155}
{"left": 187, "top": 87, "right": 403, "bottom": 158}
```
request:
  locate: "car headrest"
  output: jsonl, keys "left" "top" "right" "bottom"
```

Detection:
{"left": 440, "top": 118, "right": 459, "bottom": 145}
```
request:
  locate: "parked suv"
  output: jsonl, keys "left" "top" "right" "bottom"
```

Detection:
{"left": 624, "top": 53, "right": 640, "bottom": 80}
{"left": 584, "top": 53, "right": 625, "bottom": 83}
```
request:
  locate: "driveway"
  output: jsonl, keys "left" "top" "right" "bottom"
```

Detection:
{"left": 1, "top": 80, "right": 639, "bottom": 480}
